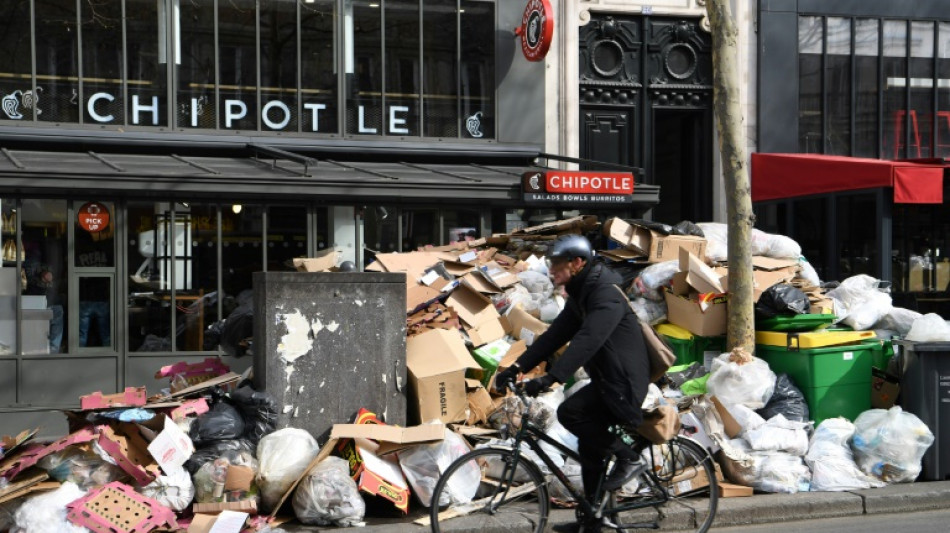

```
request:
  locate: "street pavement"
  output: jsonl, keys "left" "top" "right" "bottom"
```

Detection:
{"left": 274, "top": 480, "right": 950, "bottom": 532}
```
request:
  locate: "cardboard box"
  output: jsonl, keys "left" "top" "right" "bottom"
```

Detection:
{"left": 406, "top": 328, "right": 483, "bottom": 424}
{"left": 718, "top": 481, "right": 753, "bottom": 497}
{"left": 97, "top": 424, "right": 161, "bottom": 486}
{"left": 506, "top": 304, "right": 549, "bottom": 346}
{"left": 293, "top": 248, "right": 341, "bottom": 272}
{"left": 466, "top": 381, "right": 496, "bottom": 425}
{"left": 146, "top": 416, "right": 195, "bottom": 474}
{"left": 665, "top": 249, "right": 728, "bottom": 337}
{"left": 871, "top": 367, "right": 900, "bottom": 409}
{"left": 475, "top": 261, "right": 521, "bottom": 290}
{"left": 751, "top": 256, "right": 801, "bottom": 301}
{"left": 192, "top": 499, "right": 258, "bottom": 515}
{"left": 445, "top": 282, "right": 507, "bottom": 346}
{"left": 668, "top": 465, "right": 712, "bottom": 496}
{"left": 604, "top": 218, "right": 707, "bottom": 263}
{"left": 225, "top": 465, "right": 256, "bottom": 492}
{"left": 709, "top": 396, "right": 742, "bottom": 439}
{"left": 330, "top": 415, "right": 444, "bottom": 513}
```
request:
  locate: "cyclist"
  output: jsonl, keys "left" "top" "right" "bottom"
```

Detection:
{"left": 495, "top": 233, "right": 651, "bottom": 532}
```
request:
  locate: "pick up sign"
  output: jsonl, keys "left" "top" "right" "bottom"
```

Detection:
{"left": 77, "top": 201, "right": 111, "bottom": 233}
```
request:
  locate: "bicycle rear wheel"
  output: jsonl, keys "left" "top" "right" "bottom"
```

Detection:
{"left": 606, "top": 436, "right": 718, "bottom": 533}
{"left": 429, "top": 447, "right": 550, "bottom": 533}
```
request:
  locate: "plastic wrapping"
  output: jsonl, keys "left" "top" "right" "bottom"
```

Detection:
{"left": 697, "top": 223, "right": 728, "bottom": 262}
{"left": 230, "top": 385, "right": 278, "bottom": 445}
{"left": 755, "top": 284, "right": 810, "bottom": 318}
{"left": 630, "top": 297, "right": 667, "bottom": 325}
{"left": 906, "top": 313, "right": 950, "bottom": 342}
{"left": 851, "top": 406, "right": 935, "bottom": 483}
{"left": 743, "top": 414, "right": 810, "bottom": 456}
{"left": 184, "top": 438, "right": 256, "bottom": 474}
{"left": 798, "top": 258, "right": 821, "bottom": 286}
{"left": 706, "top": 352, "right": 776, "bottom": 409}
{"left": 873, "top": 307, "right": 921, "bottom": 336}
{"left": 192, "top": 450, "right": 259, "bottom": 503}
{"left": 140, "top": 465, "right": 195, "bottom": 511}
{"left": 189, "top": 401, "right": 246, "bottom": 446}
{"left": 398, "top": 427, "right": 479, "bottom": 507}
{"left": 826, "top": 275, "right": 893, "bottom": 329}
{"left": 697, "top": 223, "right": 802, "bottom": 262}
{"left": 754, "top": 453, "right": 810, "bottom": 493}
{"left": 631, "top": 261, "right": 679, "bottom": 302}
{"left": 547, "top": 458, "right": 583, "bottom": 502}
{"left": 757, "top": 373, "right": 810, "bottom": 422}
{"left": 36, "top": 446, "right": 127, "bottom": 489}
{"left": 723, "top": 403, "right": 765, "bottom": 435}
{"left": 292, "top": 456, "right": 365, "bottom": 527}
{"left": 257, "top": 428, "right": 321, "bottom": 511}
{"left": 12, "top": 481, "right": 88, "bottom": 533}
{"left": 805, "top": 418, "right": 884, "bottom": 491}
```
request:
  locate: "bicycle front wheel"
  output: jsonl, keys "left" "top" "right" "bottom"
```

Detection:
{"left": 429, "top": 447, "right": 550, "bottom": 533}
{"left": 607, "top": 436, "right": 719, "bottom": 533}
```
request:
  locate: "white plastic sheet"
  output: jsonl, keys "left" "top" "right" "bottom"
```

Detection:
{"left": 12, "top": 481, "right": 88, "bottom": 533}
{"left": 140, "top": 465, "right": 195, "bottom": 511}
{"left": 906, "top": 313, "right": 950, "bottom": 342}
{"left": 292, "top": 456, "right": 365, "bottom": 527}
{"left": 399, "top": 427, "right": 479, "bottom": 507}
{"left": 257, "top": 427, "right": 320, "bottom": 511}
{"left": 707, "top": 353, "right": 776, "bottom": 409}
{"left": 743, "top": 414, "right": 809, "bottom": 456}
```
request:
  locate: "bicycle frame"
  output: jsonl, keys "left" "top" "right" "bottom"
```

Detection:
{"left": 493, "top": 396, "right": 680, "bottom": 521}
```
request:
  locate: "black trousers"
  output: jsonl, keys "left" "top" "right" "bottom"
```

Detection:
{"left": 557, "top": 384, "right": 638, "bottom": 498}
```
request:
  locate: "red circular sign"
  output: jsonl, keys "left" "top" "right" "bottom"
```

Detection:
{"left": 78, "top": 202, "right": 111, "bottom": 233}
{"left": 519, "top": 0, "right": 554, "bottom": 62}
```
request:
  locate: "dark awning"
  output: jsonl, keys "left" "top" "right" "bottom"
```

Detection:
{"left": 751, "top": 153, "right": 945, "bottom": 204}
{"left": 0, "top": 147, "right": 661, "bottom": 207}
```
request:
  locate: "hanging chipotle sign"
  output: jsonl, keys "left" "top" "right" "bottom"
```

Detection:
{"left": 522, "top": 171, "right": 636, "bottom": 204}
{"left": 516, "top": 0, "right": 554, "bottom": 62}
{"left": 77, "top": 202, "right": 111, "bottom": 233}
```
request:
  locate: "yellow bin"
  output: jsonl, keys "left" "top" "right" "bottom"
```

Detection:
{"left": 755, "top": 329, "right": 876, "bottom": 350}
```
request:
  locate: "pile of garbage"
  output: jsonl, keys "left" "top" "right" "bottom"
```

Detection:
{"left": 0, "top": 215, "right": 941, "bottom": 532}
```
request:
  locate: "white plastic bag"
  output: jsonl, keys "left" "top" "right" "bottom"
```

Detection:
{"left": 906, "top": 313, "right": 950, "bottom": 342}
{"left": 630, "top": 297, "right": 667, "bottom": 325}
{"left": 806, "top": 418, "right": 884, "bottom": 492}
{"left": 399, "top": 427, "right": 479, "bottom": 507}
{"left": 842, "top": 290, "right": 893, "bottom": 331}
{"left": 706, "top": 353, "right": 776, "bottom": 409}
{"left": 257, "top": 427, "right": 320, "bottom": 512}
{"left": 826, "top": 275, "right": 892, "bottom": 329}
{"left": 743, "top": 414, "right": 810, "bottom": 456}
{"left": 140, "top": 465, "right": 195, "bottom": 511}
{"left": 798, "top": 258, "right": 821, "bottom": 286}
{"left": 851, "top": 406, "right": 935, "bottom": 483}
{"left": 697, "top": 223, "right": 802, "bottom": 261}
{"left": 873, "top": 307, "right": 921, "bottom": 336}
{"left": 754, "top": 453, "right": 810, "bottom": 493}
{"left": 632, "top": 261, "right": 679, "bottom": 301}
{"left": 12, "top": 481, "right": 88, "bottom": 533}
{"left": 292, "top": 456, "right": 365, "bottom": 527}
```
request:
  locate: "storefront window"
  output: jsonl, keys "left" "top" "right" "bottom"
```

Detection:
{"left": 883, "top": 20, "right": 908, "bottom": 159}
{"left": 854, "top": 19, "right": 879, "bottom": 158}
{"left": 910, "top": 21, "right": 935, "bottom": 158}
{"left": 222, "top": 204, "right": 263, "bottom": 317}
{"left": 36, "top": 0, "right": 79, "bottom": 124}
{"left": 20, "top": 200, "right": 68, "bottom": 355}
{"left": 386, "top": 0, "right": 422, "bottom": 136}
{"left": 219, "top": 0, "right": 259, "bottom": 130}
{"left": 0, "top": 2, "right": 33, "bottom": 124}
{"left": 825, "top": 18, "right": 851, "bottom": 155}
{"left": 835, "top": 194, "right": 878, "bottom": 280}
{"left": 261, "top": 0, "right": 299, "bottom": 132}
{"left": 301, "top": 0, "right": 338, "bottom": 134}
{"left": 266, "top": 205, "right": 307, "bottom": 271}
{"left": 0, "top": 200, "right": 20, "bottom": 356}
{"left": 128, "top": 201, "right": 173, "bottom": 352}
{"left": 937, "top": 23, "right": 950, "bottom": 159}
{"left": 182, "top": 204, "right": 219, "bottom": 351}
{"left": 126, "top": 0, "right": 167, "bottom": 128}
{"left": 443, "top": 210, "right": 480, "bottom": 244}
{"left": 75, "top": 201, "right": 116, "bottom": 351}
{"left": 345, "top": 0, "right": 383, "bottom": 135}
{"left": 81, "top": 1, "right": 126, "bottom": 126}
{"left": 423, "top": 0, "right": 459, "bottom": 137}
{"left": 798, "top": 16, "right": 823, "bottom": 153}
{"left": 460, "top": 0, "right": 495, "bottom": 139}
{"left": 364, "top": 205, "right": 399, "bottom": 265}
{"left": 178, "top": 0, "right": 217, "bottom": 129}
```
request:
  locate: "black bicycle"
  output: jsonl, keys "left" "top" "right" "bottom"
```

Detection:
{"left": 428, "top": 384, "right": 718, "bottom": 532}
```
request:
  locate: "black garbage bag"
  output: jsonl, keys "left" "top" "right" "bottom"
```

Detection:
{"left": 625, "top": 219, "right": 673, "bottom": 235}
{"left": 755, "top": 283, "right": 810, "bottom": 318}
{"left": 671, "top": 220, "right": 705, "bottom": 237}
{"left": 220, "top": 304, "right": 254, "bottom": 357}
{"left": 184, "top": 438, "right": 257, "bottom": 474}
{"left": 189, "top": 400, "right": 246, "bottom": 447}
{"left": 756, "top": 373, "right": 810, "bottom": 422}
{"left": 231, "top": 385, "right": 278, "bottom": 446}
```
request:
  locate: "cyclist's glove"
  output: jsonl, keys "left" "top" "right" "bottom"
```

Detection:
{"left": 524, "top": 374, "right": 556, "bottom": 397}
{"left": 493, "top": 364, "right": 521, "bottom": 393}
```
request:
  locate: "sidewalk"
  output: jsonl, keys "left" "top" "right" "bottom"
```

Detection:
{"left": 275, "top": 480, "right": 950, "bottom": 532}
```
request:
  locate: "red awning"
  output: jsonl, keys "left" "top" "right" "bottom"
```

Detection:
{"left": 751, "top": 153, "right": 945, "bottom": 204}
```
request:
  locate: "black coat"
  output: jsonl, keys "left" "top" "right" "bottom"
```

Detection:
{"left": 515, "top": 260, "right": 651, "bottom": 426}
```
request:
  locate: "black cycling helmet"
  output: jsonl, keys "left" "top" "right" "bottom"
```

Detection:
{"left": 547, "top": 234, "right": 594, "bottom": 261}
{"left": 338, "top": 261, "right": 357, "bottom": 272}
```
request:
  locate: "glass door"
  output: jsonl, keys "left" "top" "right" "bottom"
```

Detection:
{"left": 70, "top": 201, "right": 118, "bottom": 353}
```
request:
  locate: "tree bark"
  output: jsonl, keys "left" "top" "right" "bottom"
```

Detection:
{"left": 705, "top": 0, "right": 755, "bottom": 353}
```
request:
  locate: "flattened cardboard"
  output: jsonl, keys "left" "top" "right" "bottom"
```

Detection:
{"left": 511, "top": 215, "right": 599, "bottom": 236}
{"left": 98, "top": 424, "right": 161, "bottom": 486}
{"left": 710, "top": 396, "right": 742, "bottom": 439}
{"left": 466, "top": 316, "right": 507, "bottom": 347}
{"left": 192, "top": 499, "right": 258, "bottom": 515}
{"left": 604, "top": 218, "right": 707, "bottom": 263}
{"left": 406, "top": 328, "right": 482, "bottom": 424}
{"left": 446, "top": 283, "right": 500, "bottom": 328}
{"left": 293, "top": 249, "right": 341, "bottom": 272}
{"left": 330, "top": 422, "right": 445, "bottom": 454}
{"left": 187, "top": 514, "right": 218, "bottom": 533}
{"left": 680, "top": 248, "right": 725, "bottom": 295}
{"left": 506, "top": 304, "right": 548, "bottom": 346}
{"left": 718, "top": 482, "right": 753, "bottom": 497}
{"left": 0, "top": 469, "right": 49, "bottom": 504}
{"left": 166, "top": 372, "right": 241, "bottom": 399}
{"left": 224, "top": 465, "right": 255, "bottom": 492}
{"left": 476, "top": 261, "right": 520, "bottom": 290}
{"left": 460, "top": 271, "right": 501, "bottom": 294}
{"left": 370, "top": 252, "right": 443, "bottom": 280}
{"left": 407, "top": 283, "right": 442, "bottom": 313}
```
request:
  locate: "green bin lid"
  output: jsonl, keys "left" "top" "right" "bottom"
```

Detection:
{"left": 755, "top": 313, "right": 836, "bottom": 332}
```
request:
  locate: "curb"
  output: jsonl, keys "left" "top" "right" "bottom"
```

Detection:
{"left": 278, "top": 481, "right": 950, "bottom": 532}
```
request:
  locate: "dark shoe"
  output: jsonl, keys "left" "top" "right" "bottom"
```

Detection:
{"left": 602, "top": 457, "right": 648, "bottom": 492}
{"left": 552, "top": 521, "right": 602, "bottom": 533}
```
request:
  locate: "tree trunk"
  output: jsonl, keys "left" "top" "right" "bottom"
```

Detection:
{"left": 705, "top": 0, "right": 755, "bottom": 353}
